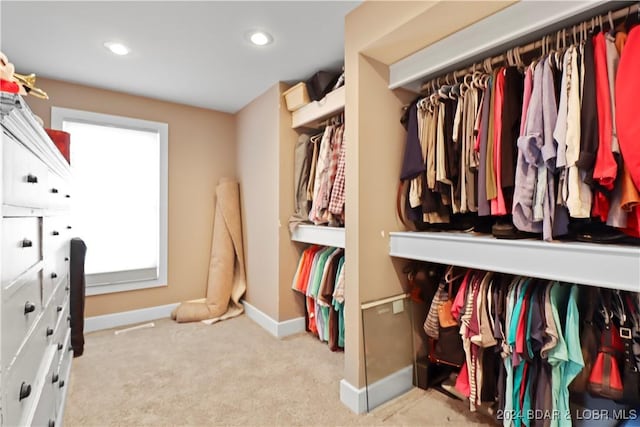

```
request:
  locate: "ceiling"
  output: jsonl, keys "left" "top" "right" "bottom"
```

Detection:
{"left": 0, "top": 1, "right": 360, "bottom": 113}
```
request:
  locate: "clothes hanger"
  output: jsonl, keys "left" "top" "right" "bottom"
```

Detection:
{"left": 608, "top": 11, "right": 615, "bottom": 35}
{"left": 444, "top": 266, "right": 465, "bottom": 284}
{"left": 310, "top": 133, "right": 323, "bottom": 144}
{"left": 483, "top": 57, "right": 492, "bottom": 74}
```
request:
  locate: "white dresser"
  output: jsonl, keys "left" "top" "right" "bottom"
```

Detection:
{"left": 1, "top": 93, "right": 73, "bottom": 427}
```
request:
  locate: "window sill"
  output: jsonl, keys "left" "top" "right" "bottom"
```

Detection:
{"left": 86, "top": 279, "right": 167, "bottom": 296}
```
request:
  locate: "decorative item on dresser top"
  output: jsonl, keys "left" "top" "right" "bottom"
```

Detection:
{"left": 1, "top": 92, "right": 73, "bottom": 426}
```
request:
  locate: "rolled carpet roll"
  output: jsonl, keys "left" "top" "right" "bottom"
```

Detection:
{"left": 171, "top": 178, "right": 246, "bottom": 323}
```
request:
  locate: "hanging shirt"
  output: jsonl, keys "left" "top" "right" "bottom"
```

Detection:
{"left": 558, "top": 285, "right": 584, "bottom": 427}
{"left": 566, "top": 45, "right": 593, "bottom": 218}
{"left": 577, "top": 33, "right": 600, "bottom": 186}
{"left": 616, "top": 26, "right": 640, "bottom": 237}
{"left": 486, "top": 70, "right": 499, "bottom": 201}
{"left": 591, "top": 32, "right": 617, "bottom": 223}
{"left": 328, "top": 138, "right": 346, "bottom": 218}
{"left": 592, "top": 31, "right": 617, "bottom": 190}
{"left": 332, "top": 256, "right": 346, "bottom": 349}
{"left": 513, "top": 62, "right": 544, "bottom": 233}
{"left": 598, "top": 32, "right": 627, "bottom": 228}
{"left": 289, "top": 134, "right": 313, "bottom": 232}
{"left": 491, "top": 68, "right": 508, "bottom": 215}
{"left": 547, "top": 282, "right": 570, "bottom": 427}
{"left": 309, "top": 126, "right": 335, "bottom": 224}
{"left": 502, "top": 278, "right": 521, "bottom": 427}
{"left": 500, "top": 67, "right": 525, "bottom": 209}
{"left": 410, "top": 105, "right": 428, "bottom": 208}
{"left": 478, "top": 80, "right": 493, "bottom": 216}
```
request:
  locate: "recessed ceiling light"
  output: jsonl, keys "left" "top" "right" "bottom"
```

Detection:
{"left": 248, "top": 31, "right": 273, "bottom": 46}
{"left": 104, "top": 41, "right": 130, "bottom": 56}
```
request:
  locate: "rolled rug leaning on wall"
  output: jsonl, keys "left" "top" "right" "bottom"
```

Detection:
{"left": 171, "top": 178, "right": 247, "bottom": 324}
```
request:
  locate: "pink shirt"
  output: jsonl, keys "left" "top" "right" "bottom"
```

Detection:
{"left": 491, "top": 68, "right": 508, "bottom": 215}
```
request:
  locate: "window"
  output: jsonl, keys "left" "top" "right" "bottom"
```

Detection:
{"left": 51, "top": 107, "right": 168, "bottom": 296}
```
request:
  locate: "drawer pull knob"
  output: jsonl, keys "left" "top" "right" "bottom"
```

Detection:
{"left": 59, "top": 380, "right": 65, "bottom": 388}
{"left": 49, "top": 420, "right": 55, "bottom": 427}
{"left": 51, "top": 188, "right": 59, "bottom": 194}
{"left": 67, "top": 226, "right": 72, "bottom": 229}
{"left": 65, "top": 257, "right": 69, "bottom": 262}
{"left": 24, "top": 302, "right": 36, "bottom": 314}
{"left": 26, "top": 174, "right": 38, "bottom": 184}
{"left": 57, "top": 306, "right": 63, "bottom": 312}
{"left": 21, "top": 239, "right": 33, "bottom": 248}
{"left": 52, "top": 374, "right": 59, "bottom": 384}
{"left": 19, "top": 382, "right": 31, "bottom": 400}
{"left": 65, "top": 194, "right": 71, "bottom": 199}
{"left": 46, "top": 327, "right": 54, "bottom": 336}
{"left": 65, "top": 286, "right": 70, "bottom": 291}
{"left": 58, "top": 343, "right": 63, "bottom": 351}
{"left": 51, "top": 272, "right": 58, "bottom": 279}
{"left": 52, "top": 231, "right": 60, "bottom": 236}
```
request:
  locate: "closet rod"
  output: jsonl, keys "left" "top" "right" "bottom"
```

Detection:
{"left": 419, "top": 2, "right": 639, "bottom": 93}
{"left": 317, "top": 111, "right": 344, "bottom": 128}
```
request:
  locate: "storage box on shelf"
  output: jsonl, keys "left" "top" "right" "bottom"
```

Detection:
{"left": 283, "top": 82, "right": 310, "bottom": 112}
{"left": 1, "top": 92, "right": 73, "bottom": 427}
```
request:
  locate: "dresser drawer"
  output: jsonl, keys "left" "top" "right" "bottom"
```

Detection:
{"left": 52, "top": 294, "right": 70, "bottom": 348}
{"left": 43, "top": 254, "right": 68, "bottom": 307}
{"left": 3, "top": 135, "right": 50, "bottom": 209}
{"left": 1, "top": 271, "right": 42, "bottom": 369}
{"left": 55, "top": 328, "right": 73, "bottom": 410}
{"left": 42, "top": 289, "right": 62, "bottom": 349}
{"left": 1, "top": 216, "right": 41, "bottom": 287}
{"left": 48, "top": 170, "right": 72, "bottom": 211}
{"left": 32, "top": 358, "right": 57, "bottom": 427}
{"left": 2, "top": 317, "right": 49, "bottom": 426}
{"left": 42, "top": 216, "right": 71, "bottom": 256}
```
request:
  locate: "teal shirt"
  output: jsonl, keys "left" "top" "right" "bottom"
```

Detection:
{"left": 547, "top": 282, "right": 569, "bottom": 427}
{"left": 503, "top": 278, "right": 520, "bottom": 427}
{"left": 557, "top": 284, "right": 584, "bottom": 427}
{"left": 509, "top": 278, "right": 532, "bottom": 425}
{"left": 309, "top": 247, "right": 335, "bottom": 298}
{"left": 333, "top": 257, "right": 345, "bottom": 348}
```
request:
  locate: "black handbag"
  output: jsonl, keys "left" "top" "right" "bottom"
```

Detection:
{"left": 616, "top": 291, "right": 640, "bottom": 404}
{"left": 427, "top": 278, "right": 464, "bottom": 368}
{"left": 430, "top": 326, "right": 465, "bottom": 367}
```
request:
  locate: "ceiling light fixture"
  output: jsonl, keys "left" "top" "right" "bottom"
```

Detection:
{"left": 248, "top": 31, "right": 273, "bottom": 46}
{"left": 104, "top": 41, "right": 130, "bottom": 56}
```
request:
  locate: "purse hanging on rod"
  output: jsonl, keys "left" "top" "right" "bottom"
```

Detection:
{"left": 588, "top": 292, "right": 625, "bottom": 400}
{"left": 427, "top": 268, "right": 465, "bottom": 368}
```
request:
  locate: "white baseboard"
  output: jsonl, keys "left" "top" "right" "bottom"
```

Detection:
{"left": 241, "top": 300, "right": 305, "bottom": 338}
{"left": 340, "top": 365, "right": 414, "bottom": 414}
{"left": 84, "top": 302, "right": 180, "bottom": 333}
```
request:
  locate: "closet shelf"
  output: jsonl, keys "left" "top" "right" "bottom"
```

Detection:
{"left": 291, "top": 225, "right": 345, "bottom": 248}
{"left": 389, "top": 232, "right": 640, "bottom": 292}
{"left": 388, "top": 1, "right": 614, "bottom": 91}
{"left": 291, "top": 85, "right": 345, "bottom": 129}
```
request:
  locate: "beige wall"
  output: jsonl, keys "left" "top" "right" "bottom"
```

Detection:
{"left": 236, "top": 84, "right": 280, "bottom": 320}
{"left": 277, "top": 83, "right": 305, "bottom": 321}
{"left": 344, "top": 0, "right": 514, "bottom": 388}
{"left": 26, "top": 78, "right": 236, "bottom": 317}
{"left": 236, "top": 82, "right": 304, "bottom": 322}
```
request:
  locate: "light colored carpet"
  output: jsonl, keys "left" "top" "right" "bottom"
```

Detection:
{"left": 64, "top": 315, "right": 492, "bottom": 426}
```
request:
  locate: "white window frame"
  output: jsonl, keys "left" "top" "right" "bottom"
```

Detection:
{"left": 51, "top": 107, "right": 168, "bottom": 296}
